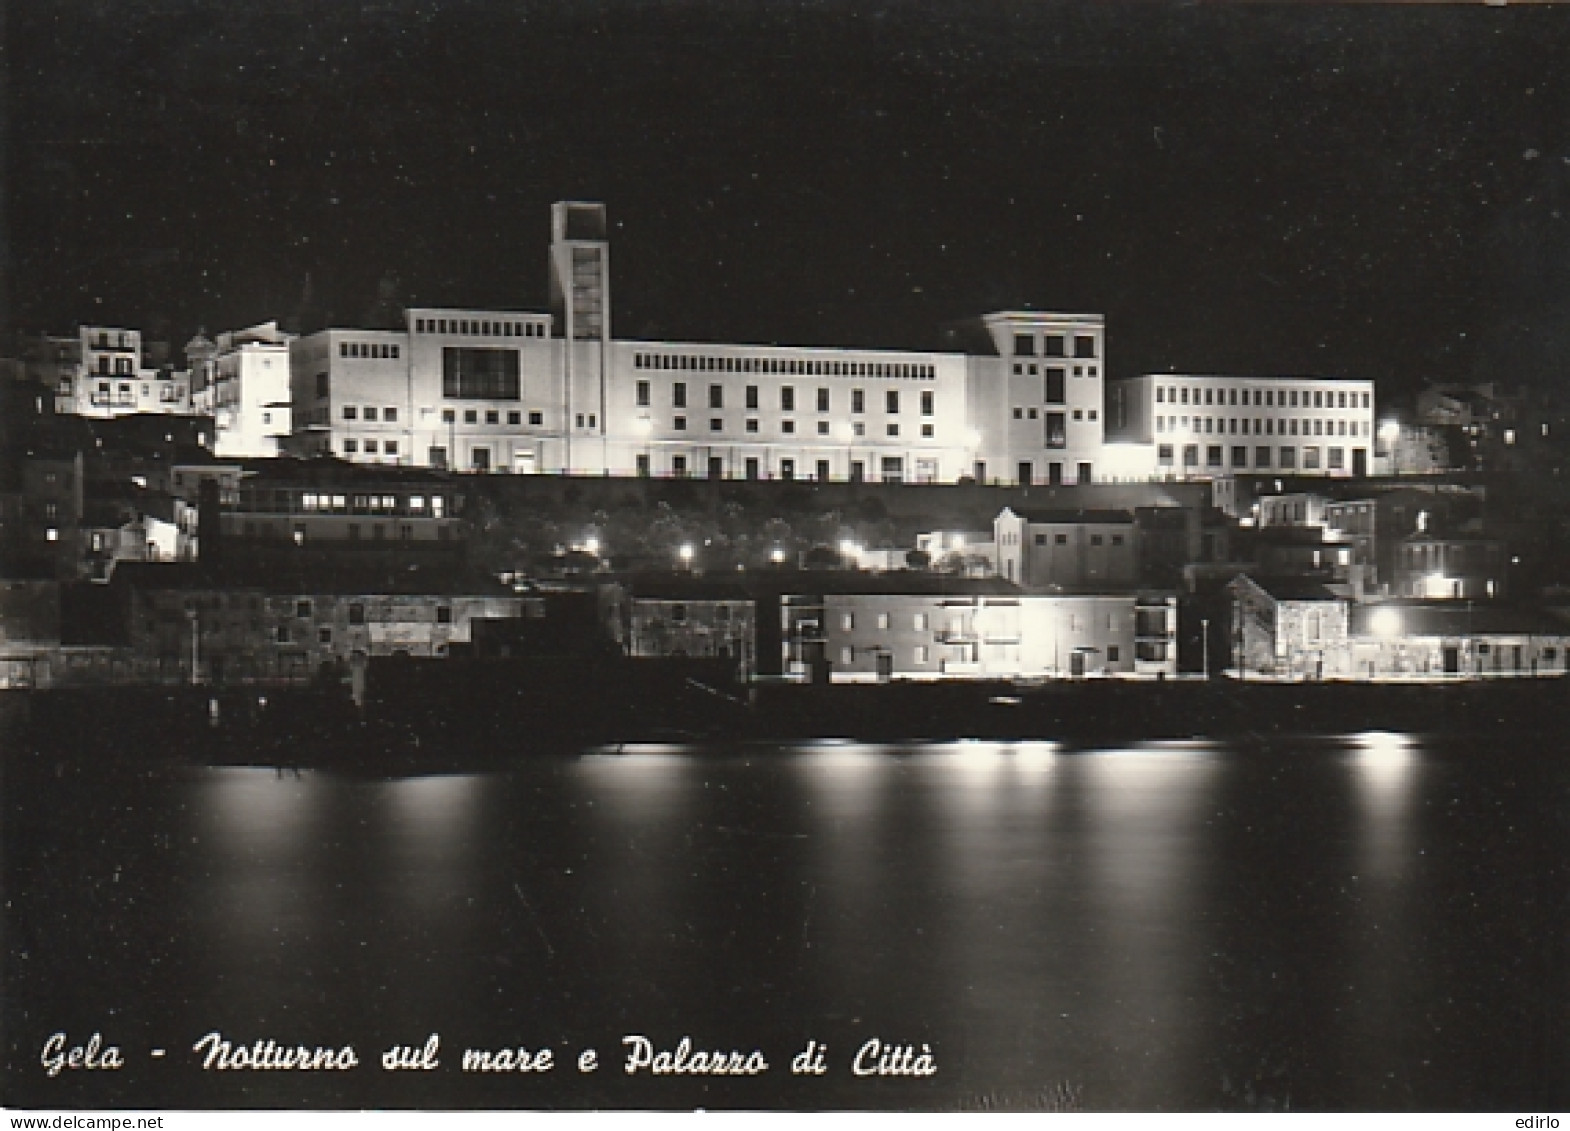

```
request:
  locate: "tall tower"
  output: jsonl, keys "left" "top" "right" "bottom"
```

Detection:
{"left": 549, "top": 202, "right": 611, "bottom": 470}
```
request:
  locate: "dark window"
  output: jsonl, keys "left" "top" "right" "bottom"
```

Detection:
{"left": 436, "top": 605, "right": 452, "bottom": 624}
{"left": 1074, "top": 335, "right": 1096, "bottom": 359}
{"left": 486, "top": 410, "right": 499, "bottom": 424}
{"left": 673, "top": 382, "right": 687, "bottom": 408}
{"left": 508, "top": 411, "right": 521, "bottom": 425}
{"left": 709, "top": 384, "right": 723, "bottom": 409}
{"left": 781, "top": 386, "right": 795, "bottom": 411}
{"left": 442, "top": 348, "right": 520, "bottom": 399}
{"left": 1044, "top": 335, "right": 1065, "bottom": 357}
{"left": 1015, "top": 334, "right": 1035, "bottom": 356}
{"left": 349, "top": 603, "right": 365, "bottom": 625}
{"left": 745, "top": 385, "right": 759, "bottom": 410}
{"left": 528, "top": 411, "right": 543, "bottom": 426}
{"left": 921, "top": 390, "right": 934, "bottom": 416}
{"left": 1045, "top": 368, "right": 1066, "bottom": 404}
{"left": 636, "top": 380, "right": 650, "bottom": 406}
{"left": 817, "top": 388, "right": 830, "bottom": 412}
{"left": 296, "top": 599, "right": 312, "bottom": 618}
{"left": 852, "top": 389, "right": 865, "bottom": 413}
{"left": 886, "top": 390, "right": 899, "bottom": 414}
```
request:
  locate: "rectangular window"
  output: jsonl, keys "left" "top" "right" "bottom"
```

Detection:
{"left": 886, "top": 390, "right": 899, "bottom": 414}
{"left": 1207, "top": 445, "right": 1223, "bottom": 467}
{"left": 781, "top": 386, "right": 795, "bottom": 411}
{"left": 1044, "top": 335, "right": 1065, "bottom": 357}
{"left": 344, "top": 438, "right": 359, "bottom": 453}
{"left": 1328, "top": 446, "right": 1345, "bottom": 469}
{"left": 745, "top": 457, "right": 760, "bottom": 480}
{"left": 636, "top": 380, "right": 650, "bottom": 406}
{"left": 349, "top": 603, "right": 365, "bottom": 625}
{"left": 1279, "top": 446, "right": 1297, "bottom": 469}
{"left": 672, "top": 455, "right": 688, "bottom": 477}
{"left": 710, "top": 384, "right": 723, "bottom": 409}
{"left": 436, "top": 605, "right": 452, "bottom": 624}
{"left": 710, "top": 418, "right": 723, "bottom": 431}
{"left": 920, "top": 390, "right": 934, "bottom": 416}
{"left": 1045, "top": 367, "right": 1066, "bottom": 404}
{"left": 1074, "top": 335, "right": 1096, "bottom": 358}
{"left": 1231, "top": 445, "right": 1248, "bottom": 468}
{"left": 442, "top": 347, "right": 520, "bottom": 399}
{"left": 852, "top": 389, "right": 865, "bottom": 413}
{"left": 673, "top": 382, "right": 687, "bottom": 408}
{"left": 1045, "top": 412, "right": 1067, "bottom": 449}
{"left": 508, "top": 410, "right": 521, "bottom": 425}
{"left": 364, "top": 440, "right": 378, "bottom": 454}
{"left": 343, "top": 405, "right": 357, "bottom": 420}
{"left": 674, "top": 416, "right": 687, "bottom": 431}
{"left": 384, "top": 407, "right": 398, "bottom": 422}
{"left": 529, "top": 411, "right": 543, "bottom": 425}
{"left": 780, "top": 458, "right": 795, "bottom": 480}
{"left": 816, "top": 459, "right": 830, "bottom": 480}
{"left": 1158, "top": 444, "right": 1174, "bottom": 465}
{"left": 746, "top": 385, "right": 759, "bottom": 410}
{"left": 364, "top": 406, "right": 378, "bottom": 422}
{"left": 1014, "top": 334, "right": 1035, "bottom": 356}
{"left": 486, "top": 410, "right": 499, "bottom": 424}
{"left": 817, "top": 388, "right": 830, "bottom": 412}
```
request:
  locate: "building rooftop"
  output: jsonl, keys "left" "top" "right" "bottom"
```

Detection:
{"left": 1003, "top": 507, "right": 1135, "bottom": 525}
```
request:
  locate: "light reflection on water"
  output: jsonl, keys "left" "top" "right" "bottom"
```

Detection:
{"left": 7, "top": 734, "right": 1565, "bottom": 1111}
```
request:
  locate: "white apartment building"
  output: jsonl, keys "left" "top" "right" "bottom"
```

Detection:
{"left": 286, "top": 201, "right": 1108, "bottom": 485}
{"left": 55, "top": 326, "right": 193, "bottom": 418}
{"left": 205, "top": 322, "right": 295, "bottom": 459}
{"left": 1109, "top": 373, "right": 1375, "bottom": 479}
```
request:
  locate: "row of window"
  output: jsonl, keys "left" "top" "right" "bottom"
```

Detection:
{"left": 343, "top": 405, "right": 400, "bottom": 422}
{"left": 652, "top": 417, "right": 939, "bottom": 439}
{"left": 1011, "top": 363, "right": 1097, "bottom": 379}
{"left": 1157, "top": 444, "right": 1364, "bottom": 471}
{"left": 339, "top": 342, "right": 402, "bottom": 360}
{"left": 1155, "top": 385, "right": 1371, "bottom": 409}
{"left": 294, "top": 492, "right": 445, "bottom": 514}
{"left": 635, "top": 454, "right": 924, "bottom": 482}
{"left": 414, "top": 317, "right": 547, "bottom": 338}
{"left": 633, "top": 352, "right": 937, "bottom": 380}
{"left": 234, "top": 490, "right": 445, "bottom": 516}
{"left": 636, "top": 381, "right": 935, "bottom": 415}
{"left": 1032, "top": 532, "right": 1127, "bottom": 547}
{"left": 343, "top": 439, "right": 400, "bottom": 456}
{"left": 1157, "top": 416, "right": 1370, "bottom": 437}
{"left": 1014, "top": 406, "right": 1097, "bottom": 422}
{"left": 1013, "top": 333, "right": 1098, "bottom": 359}
{"left": 437, "top": 407, "right": 545, "bottom": 426}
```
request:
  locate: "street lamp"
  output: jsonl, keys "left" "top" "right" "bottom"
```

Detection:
{"left": 1201, "top": 616, "right": 1210, "bottom": 680}
{"left": 1379, "top": 420, "right": 1401, "bottom": 476}
{"left": 678, "top": 543, "right": 695, "bottom": 568}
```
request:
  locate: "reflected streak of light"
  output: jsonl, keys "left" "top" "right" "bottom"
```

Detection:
{"left": 572, "top": 752, "right": 694, "bottom": 822}
{"left": 386, "top": 773, "right": 483, "bottom": 859}
{"left": 204, "top": 769, "right": 321, "bottom": 858}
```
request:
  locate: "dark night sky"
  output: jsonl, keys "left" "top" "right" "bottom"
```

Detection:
{"left": 5, "top": 1, "right": 1570, "bottom": 396}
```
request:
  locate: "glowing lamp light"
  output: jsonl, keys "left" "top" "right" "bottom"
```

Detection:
{"left": 1379, "top": 420, "right": 1401, "bottom": 445}
{"left": 770, "top": 547, "right": 787, "bottom": 564}
{"left": 678, "top": 543, "right": 695, "bottom": 564}
{"left": 583, "top": 537, "right": 600, "bottom": 555}
{"left": 1370, "top": 607, "right": 1402, "bottom": 638}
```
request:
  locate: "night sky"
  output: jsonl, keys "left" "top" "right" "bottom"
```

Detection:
{"left": 5, "top": 1, "right": 1569, "bottom": 397}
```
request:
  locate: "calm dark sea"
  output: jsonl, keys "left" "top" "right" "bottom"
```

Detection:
{"left": 4, "top": 734, "right": 1567, "bottom": 1111}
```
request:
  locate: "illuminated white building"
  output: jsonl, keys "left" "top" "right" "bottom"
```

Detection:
{"left": 1109, "top": 373, "right": 1375, "bottom": 479}
{"left": 287, "top": 201, "right": 1108, "bottom": 485}
{"left": 201, "top": 322, "right": 295, "bottom": 459}
{"left": 54, "top": 326, "right": 192, "bottom": 418}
